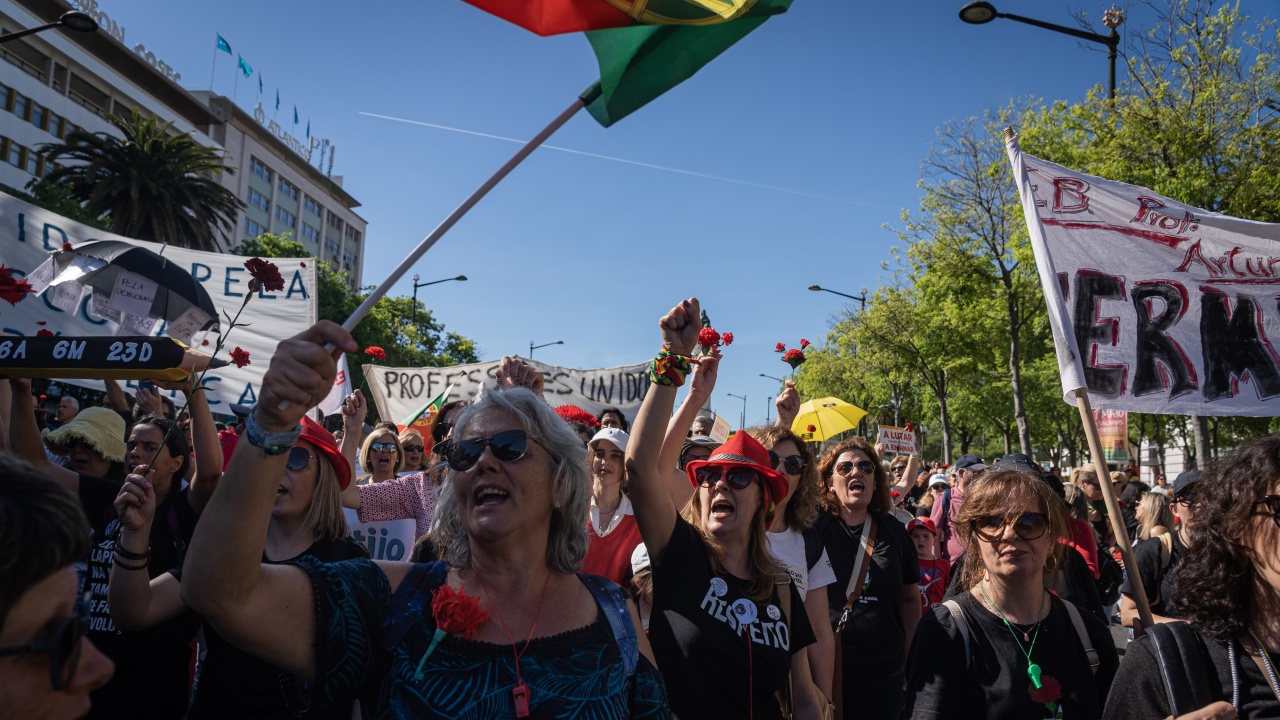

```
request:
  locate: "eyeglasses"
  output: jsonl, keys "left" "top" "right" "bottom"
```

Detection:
{"left": 403, "top": 444, "right": 425, "bottom": 453}
{"left": 768, "top": 452, "right": 805, "bottom": 476}
{"left": 445, "top": 430, "right": 534, "bottom": 472}
{"left": 285, "top": 447, "right": 314, "bottom": 472}
{"left": 1253, "top": 495, "right": 1280, "bottom": 527}
{"left": 1174, "top": 493, "right": 1201, "bottom": 508}
{"left": 693, "top": 465, "right": 759, "bottom": 490}
{"left": 680, "top": 452, "right": 711, "bottom": 468}
{"left": 834, "top": 460, "right": 876, "bottom": 476}
{"left": 971, "top": 512, "right": 1049, "bottom": 542}
{"left": 433, "top": 422, "right": 454, "bottom": 442}
{"left": 431, "top": 439, "right": 452, "bottom": 457}
{"left": 369, "top": 442, "right": 398, "bottom": 453}
{"left": 0, "top": 592, "right": 89, "bottom": 690}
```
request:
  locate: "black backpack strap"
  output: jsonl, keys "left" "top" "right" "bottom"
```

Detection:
{"left": 939, "top": 490, "right": 952, "bottom": 536}
{"left": 578, "top": 572, "right": 638, "bottom": 677}
{"left": 802, "top": 525, "right": 824, "bottom": 572}
{"left": 1146, "top": 622, "right": 1213, "bottom": 716}
{"left": 382, "top": 561, "right": 448, "bottom": 652}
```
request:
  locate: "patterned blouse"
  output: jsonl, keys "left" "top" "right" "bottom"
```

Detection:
{"left": 284, "top": 557, "right": 669, "bottom": 720}
{"left": 356, "top": 472, "right": 441, "bottom": 539}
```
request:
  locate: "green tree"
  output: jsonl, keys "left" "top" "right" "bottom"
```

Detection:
{"left": 38, "top": 108, "right": 243, "bottom": 251}
{"left": 2, "top": 176, "right": 109, "bottom": 230}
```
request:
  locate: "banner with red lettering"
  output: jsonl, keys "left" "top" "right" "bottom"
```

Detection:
{"left": 1007, "top": 137, "right": 1280, "bottom": 416}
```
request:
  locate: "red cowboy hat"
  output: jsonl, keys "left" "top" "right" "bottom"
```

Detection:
{"left": 300, "top": 415, "right": 352, "bottom": 490}
{"left": 684, "top": 431, "right": 788, "bottom": 529}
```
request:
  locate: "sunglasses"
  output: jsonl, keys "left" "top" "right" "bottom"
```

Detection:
{"left": 971, "top": 512, "right": 1049, "bottom": 542}
{"left": 370, "top": 442, "right": 399, "bottom": 453}
{"left": 0, "top": 592, "right": 89, "bottom": 690}
{"left": 445, "top": 430, "right": 534, "bottom": 472}
{"left": 285, "top": 447, "right": 313, "bottom": 472}
{"left": 433, "top": 421, "right": 454, "bottom": 442}
{"left": 834, "top": 460, "right": 877, "bottom": 476}
{"left": 768, "top": 452, "right": 805, "bottom": 476}
{"left": 431, "top": 438, "right": 452, "bottom": 457}
{"left": 1253, "top": 495, "right": 1280, "bottom": 527}
{"left": 403, "top": 444, "right": 425, "bottom": 453}
{"left": 680, "top": 451, "right": 712, "bottom": 468}
{"left": 694, "top": 465, "right": 759, "bottom": 490}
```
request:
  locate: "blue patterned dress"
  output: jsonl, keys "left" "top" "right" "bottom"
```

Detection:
{"left": 283, "top": 558, "right": 669, "bottom": 719}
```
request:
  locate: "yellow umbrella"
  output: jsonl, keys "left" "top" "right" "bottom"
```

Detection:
{"left": 790, "top": 397, "right": 867, "bottom": 442}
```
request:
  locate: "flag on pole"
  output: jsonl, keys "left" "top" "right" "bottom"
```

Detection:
{"left": 317, "top": 355, "right": 352, "bottom": 417}
{"left": 237, "top": 54, "right": 253, "bottom": 78}
{"left": 293, "top": 106, "right": 299, "bottom": 125}
{"left": 275, "top": 89, "right": 280, "bottom": 110}
{"left": 305, "top": 119, "right": 310, "bottom": 138}
{"left": 216, "top": 34, "right": 232, "bottom": 54}
{"left": 258, "top": 74, "right": 263, "bottom": 94}
{"left": 1005, "top": 133, "right": 1280, "bottom": 417}
{"left": 464, "top": 0, "right": 792, "bottom": 127}
{"left": 400, "top": 383, "right": 454, "bottom": 436}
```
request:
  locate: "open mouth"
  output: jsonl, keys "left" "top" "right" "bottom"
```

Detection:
{"left": 847, "top": 479, "right": 866, "bottom": 493}
{"left": 710, "top": 497, "right": 735, "bottom": 518}
{"left": 475, "top": 487, "right": 510, "bottom": 507}
{"left": 276, "top": 485, "right": 288, "bottom": 497}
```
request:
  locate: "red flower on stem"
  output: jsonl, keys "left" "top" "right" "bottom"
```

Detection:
{"left": 1029, "top": 675, "right": 1062, "bottom": 704}
{"left": 697, "top": 327, "right": 721, "bottom": 352}
{"left": 364, "top": 346, "right": 387, "bottom": 361}
{"left": 432, "top": 583, "right": 490, "bottom": 639}
{"left": 555, "top": 405, "right": 599, "bottom": 428}
{"left": 800, "top": 338, "right": 810, "bottom": 348}
{"left": 244, "top": 257, "right": 285, "bottom": 293}
{"left": 775, "top": 342, "right": 786, "bottom": 353}
{"left": 229, "top": 346, "right": 251, "bottom": 368}
{"left": 807, "top": 424, "right": 816, "bottom": 433}
{"left": 0, "top": 266, "right": 35, "bottom": 306}
{"left": 782, "top": 348, "right": 806, "bottom": 369}
{"left": 722, "top": 332, "right": 734, "bottom": 346}
{"left": 36, "top": 329, "right": 54, "bottom": 337}
{"left": 61, "top": 242, "right": 72, "bottom": 251}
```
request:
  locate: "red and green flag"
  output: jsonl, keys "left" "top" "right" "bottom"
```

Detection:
{"left": 463, "top": 0, "right": 792, "bottom": 126}
{"left": 399, "top": 383, "right": 454, "bottom": 442}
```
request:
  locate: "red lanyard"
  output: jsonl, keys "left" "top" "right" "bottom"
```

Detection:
{"left": 474, "top": 569, "right": 552, "bottom": 719}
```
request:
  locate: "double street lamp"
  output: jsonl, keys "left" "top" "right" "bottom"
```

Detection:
{"left": 0, "top": 11, "right": 97, "bottom": 44}
{"left": 958, "top": 2, "right": 1125, "bottom": 100}
{"left": 410, "top": 274, "right": 466, "bottom": 329}
{"left": 529, "top": 340, "right": 563, "bottom": 358}
{"left": 809, "top": 284, "right": 868, "bottom": 310}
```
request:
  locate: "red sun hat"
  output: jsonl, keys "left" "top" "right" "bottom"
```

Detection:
{"left": 684, "top": 430, "right": 788, "bottom": 529}
{"left": 299, "top": 415, "right": 352, "bottom": 490}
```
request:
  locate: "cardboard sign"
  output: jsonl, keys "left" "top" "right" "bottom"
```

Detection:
{"left": 1092, "top": 409, "right": 1130, "bottom": 463}
{"left": 709, "top": 414, "right": 733, "bottom": 443}
{"left": 877, "top": 425, "right": 917, "bottom": 454}
{"left": 343, "top": 510, "right": 415, "bottom": 561}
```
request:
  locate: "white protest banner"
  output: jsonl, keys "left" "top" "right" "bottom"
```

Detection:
{"left": 1007, "top": 138, "right": 1280, "bottom": 416}
{"left": 343, "top": 510, "right": 415, "bottom": 561}
{"left": 365, "top": 358, "right": 650, "bottom": 424}
{"left": 0, "top": 190, "right": 316, "bottom": 412}
{"left": 877, "top": 425, "right": 917, "bottom": 454}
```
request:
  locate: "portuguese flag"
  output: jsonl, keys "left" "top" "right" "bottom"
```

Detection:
{"left": 463, "top": 0, "right": 793, "bottom": 127}
{"left": 399, "top": 383, "right": 454, "bottom": 453}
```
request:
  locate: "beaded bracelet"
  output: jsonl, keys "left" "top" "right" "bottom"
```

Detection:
{"left": 649, "top": 348, "right": 694, "bottom": 387}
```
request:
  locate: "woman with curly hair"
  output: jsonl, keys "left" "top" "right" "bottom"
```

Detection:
{"left": 750, "top": 425, "right": 837, "bottom": 700}
{"left": 1103, "top": 435, "right": 1280, "bottom": 719}
{"left": 812, "top": 436, "right": 920, "bottom": 719}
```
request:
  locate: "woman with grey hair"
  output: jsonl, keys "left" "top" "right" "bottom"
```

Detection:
{"left": 180, "top": 322, "right": 667, "bottom": 719}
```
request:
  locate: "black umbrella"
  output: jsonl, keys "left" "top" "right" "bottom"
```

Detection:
{"left": 44, "top": 240, "right": 219, "bottom": 339}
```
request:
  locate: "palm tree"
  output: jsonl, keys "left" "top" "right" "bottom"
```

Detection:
{"left": 39, "top": 109, "right": 244, "bottom": 252}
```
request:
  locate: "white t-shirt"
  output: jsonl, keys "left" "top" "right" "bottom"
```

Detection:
{"left": 766, "top": 526, "right": 837, "bottom": 600}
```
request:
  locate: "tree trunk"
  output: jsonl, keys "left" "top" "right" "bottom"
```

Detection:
{"left": 939, "top": 396, "right": 953, "bottom": 465}
{"left": 1191, "top": 414, "right": 1211, "bottom": 468}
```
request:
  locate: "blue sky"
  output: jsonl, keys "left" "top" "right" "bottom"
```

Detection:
{"left": 110, "top": 0, "right": 1270, "bottom": 428}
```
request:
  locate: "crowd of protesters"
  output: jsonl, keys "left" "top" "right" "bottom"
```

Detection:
{"left": 3, "top": 295, "right": 1279, "bottom": 720}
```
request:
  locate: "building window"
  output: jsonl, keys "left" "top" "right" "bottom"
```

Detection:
{"left": 275, "top": 206, "right": 297, "bottom": 230}
{"left": 0, "top": 83, "right": 9, "bottom": 112}
{"left": 303, "top": 196, "right": 323, "bottom": 216}
{"left": 24, "top": 149, "right": 38, "bottom": 175}
{"left": 250, "top": 156, "right": 273, "bottom": 183}
{"left": 301, "top": 222, "right": 319, "bottom": 243}
{"left": 324, "top": 239, "right": 339, "bottom": 258}
{"left": 46, "top": 111, "right": 63, "bottom": 138}
{"left": 343, "top": 250, "right": 358, "bottom": 268}
{"left": 326, "top": 213, "right": 343, "bottom": 231}
{"left": 30, "top": 102, "right": 45, "bottom": 131}
{"left": 7, "top": 140, "right": 22, "bottom": 168}
{"left": 244, "top": 218, "right": 266, "bottom": 238}
{"left": 277, "top": 177, "right": 298, "bottom": 201}
{"left": 12, "top": 92, "right": 28, "bottom": 121}
{"left": 247, "top": 188, "right": 269, "bottom": 213}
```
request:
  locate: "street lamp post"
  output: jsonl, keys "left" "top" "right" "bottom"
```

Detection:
{"left": 958, "top": 2, "right": 1125, "bottom": 100}
{"left": 765, "top": 396, "right": 773, "bottom": 425}
{"left": 529, "top": 340, "right": 563, "bottom": 358}
{"left": 760, "top": 373, "right": 786, "bottom": 384}
{"left": 0, "top": 11, "right": 98, "bottom": 43}
{"left": 410, "top": 274, "right": 466, "bottom": 330}
{"left": 727, "top": 393, "right": 747, "bottom": 430}
{"left": 808, "top": 285, "right": 869, "bottom": 310}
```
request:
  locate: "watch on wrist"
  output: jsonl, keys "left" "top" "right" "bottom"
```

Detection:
{"left": 244, "top": 411, "right": 302, "bottom": 456}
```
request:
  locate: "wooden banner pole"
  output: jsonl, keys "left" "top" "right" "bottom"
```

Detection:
{"left": 1074, "top": 388, "right": 1155, "bottom": 631}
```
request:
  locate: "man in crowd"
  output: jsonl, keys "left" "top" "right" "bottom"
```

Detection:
{"left": 1119, "top": 469, "right": 1201, "bottom": 628}
{"left": 597, "top": 407, "right": 628, "bottom": 431}
{"left": 929, "top": 453, "right": 986, "bottom": 563}
{"left": 690, "top": 414, "right": 714, "bottom": 437}
{"left": 52, "top": 396, "right": 78, "bottom": 430}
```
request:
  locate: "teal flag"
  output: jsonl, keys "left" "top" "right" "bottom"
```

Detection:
{"left": 237, "top": 54, "right": 252, "bottom": 78}
{"left": 258, "top": 74, "right": 263, "bottom": 93}
{"left": 275, "top": 89, "right": 280, "bottom": 110}
{"left": 293, "top": 106, "right": 299, "bottom": 125}
{"left": 216, "top": 34, "right": 231, "bottom": 54}
{"left": 305, "top": 119, "right": 310, "bottom": 138}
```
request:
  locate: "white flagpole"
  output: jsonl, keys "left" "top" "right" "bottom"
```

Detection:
{"left": 208, "top": 33, "right": 218, "bottom": 91}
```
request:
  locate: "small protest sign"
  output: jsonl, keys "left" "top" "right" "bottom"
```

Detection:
{"left": 877, "top": 425, "right": 917, "bottom": 454}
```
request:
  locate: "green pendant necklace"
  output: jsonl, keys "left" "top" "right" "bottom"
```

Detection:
{"left": 981, "top": 579, "right": 1048, "bottom": 689}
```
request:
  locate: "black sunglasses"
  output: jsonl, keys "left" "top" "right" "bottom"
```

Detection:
{"left": 1174, "top": 492, "right": 1201, "bottom": 508}
{"left": 285, "top": 447, "right": 313, "bottom": 472}
{"left": 834, "top": 460, "right": 877, "bottom": 476}
{"left": 0, "top": 592, "right": 89, "bottom": 690}
{"left": 433, "top": 421, "right": 455, "bottom": 443}
{"left": 369, "top": 442, "right": 398, "bottom": 453}
{"left": 768, "top": 451, "right": 805, "bottom": 476}
{"left": 1253, "top": 495, "right": 1280, "bottom": 527}
{"left": 403, "top": 444, "right": 425, "bottom": 453}
{"left": 694, "top": 465, "right": 758, "bottom": 490}
{"left": 446, "top": 430, "right": 534, "bottom": 472}
{"left": 971, "top": 512, "right": 1049, "bottom": 542}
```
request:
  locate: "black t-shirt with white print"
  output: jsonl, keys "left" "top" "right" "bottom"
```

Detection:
{"left": 649, "top": 516, "right": 815, "bottom": 720}
{"left": 817, "top": 512, "right": 919, "bottom": 675}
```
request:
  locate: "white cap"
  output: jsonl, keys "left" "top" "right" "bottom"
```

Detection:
{"left": 928, "top": 473, "right": 950, "bottom": 489}
{"left": 589, "top": 427, "right": 629, "bottom": 452}
{"left": 631, "top": 543, "right": 651, "bottom": 574}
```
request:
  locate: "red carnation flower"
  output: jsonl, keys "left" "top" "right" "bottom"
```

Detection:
{"left": 722, "top": 332, "right": 733, "bottom": 346}
{"left": 0, "top": 266, "right": 35, "bottom": 306}
{"left": 555, "top": 405, "right": 599, "bottom": 428}
{"left": 201, "top": 339, "right": 210, "bottom": 346}
{"left": 432, "top": 583, "right": 490, "bottom": 640}
{"left": 698, "top": 327, "right": 721, "bottom": 351}
{"left": 905, "top": 422, "right": 913, "bottom": 432}
{"left": 364, "top": 346, "right": 387, "bottom": 360}
{"left": 1029, "top": 675, "right": 1062, "bottom": 704}
{"left": 36, "top": 329, "right": 54, "bottom": 337}
{"left": 244, "top": 257, "right": 285, "bottom": 293}
{"left": 61, "top": 242, "right": 72, "bottom": 251}
{"left": 775, "top": 342, "right": 786, "bottom": 353}
{"left": 229, "top": 346, "right": 251, "bottom": 368}
{"left": 800, "top": 338, "right": 811, "bottom": 348}
{"left": 807, "top": 424, "right": 816, "bottom": 433}
{"left": 892, "top": 490, "right": 901, "bottom": 499}
{"left": 782, "top": 348, "right": 807, "bottom": 369}
{"left": 300, "top": 261, "right": 307, "bottom": 268}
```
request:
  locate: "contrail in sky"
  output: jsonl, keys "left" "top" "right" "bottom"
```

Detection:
{"left": 359, "top": 111, "right": 896, "bottom": 212}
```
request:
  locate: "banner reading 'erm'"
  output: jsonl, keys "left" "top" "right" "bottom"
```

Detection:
{"left": 1008, "top": 139, "right": 1280, "bottom": 416}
